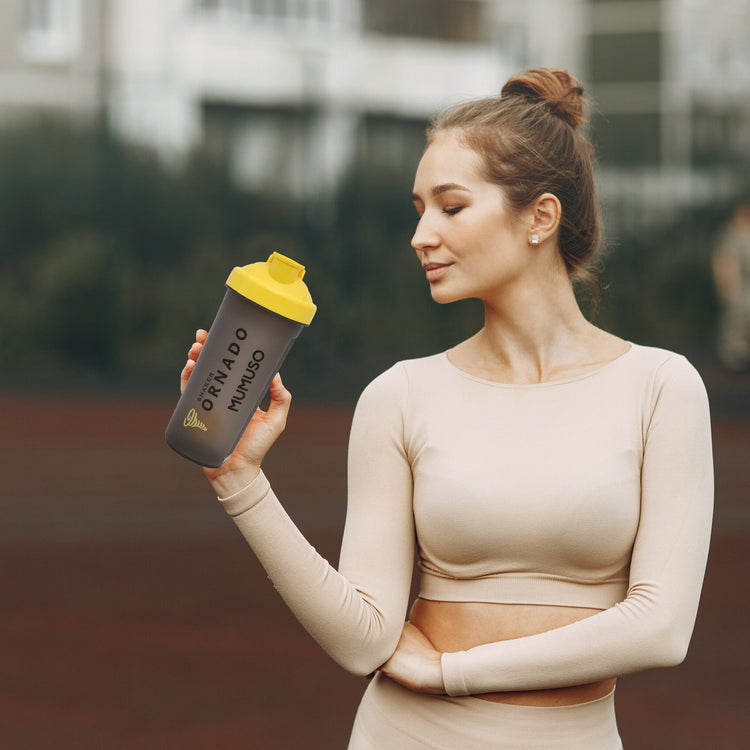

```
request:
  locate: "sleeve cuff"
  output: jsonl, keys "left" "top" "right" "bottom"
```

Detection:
{"left": 217, "top": 470, "right": 272, "bottom": 517}
{"left": 441, "top": 651, "right": 470, "bottom": 696}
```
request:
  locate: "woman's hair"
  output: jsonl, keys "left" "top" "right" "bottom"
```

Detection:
{"left": 427, "top": 68, "right": 602, "bottom": 301}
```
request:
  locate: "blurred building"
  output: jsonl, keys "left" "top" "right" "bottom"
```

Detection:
{"left": 0, "top": 1, "right": 104, "bottom": 123}
{"left": 587, "top": 0, "right": 750, "bottom": 231}
{"left": 0, "top": 0, "right": 529, "bottom": 198}
{"left": 0, "top": 0, "right": 748, "bottom": 226}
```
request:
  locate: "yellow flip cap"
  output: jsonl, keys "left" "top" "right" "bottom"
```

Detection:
{"left": 226, "top": 252, "right": 317, "bottom": 325}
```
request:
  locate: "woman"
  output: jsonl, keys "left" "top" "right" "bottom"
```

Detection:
{"left": 181, "top": 69, "right": 713, "bottom": 748}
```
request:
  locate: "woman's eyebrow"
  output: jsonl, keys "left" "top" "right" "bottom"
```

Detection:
{"left": 411, "top": 182, "right": 471, "bottom": 202}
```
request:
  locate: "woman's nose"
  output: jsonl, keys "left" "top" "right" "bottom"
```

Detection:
{"left": 411, "top": 215, "right": 440, "bottom": 251}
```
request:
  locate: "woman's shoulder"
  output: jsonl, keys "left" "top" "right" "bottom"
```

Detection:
{"left": 627, "top": 342, "right": 699, "bottom": 374}
{"left": 625, "top": 342, "right": 709, "bottom": 404}
{"left": 369, "top": 352, "right": 447, "bottom": 384}
{"left": 356, "top": 352, "right": 447, "bottom": 404}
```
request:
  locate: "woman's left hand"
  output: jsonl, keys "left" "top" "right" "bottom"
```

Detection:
{"left": 379, "top": 622, "right": 444, "bottom": 694}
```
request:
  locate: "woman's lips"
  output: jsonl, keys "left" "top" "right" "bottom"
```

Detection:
{"left": 424, "top": 263, "right": 452, "bottom": 282}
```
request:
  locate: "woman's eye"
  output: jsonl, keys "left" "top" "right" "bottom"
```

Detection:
{"left": 443, "top": 206, "right": 463, "bottom": 216}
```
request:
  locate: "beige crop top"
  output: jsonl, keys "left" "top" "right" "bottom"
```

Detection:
{"left": 218, "top": 343, "right": 713, "bottom": 696}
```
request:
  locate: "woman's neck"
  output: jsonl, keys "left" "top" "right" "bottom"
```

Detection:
{"left": 453, "top": 276, "right": 605, "bottom": 384}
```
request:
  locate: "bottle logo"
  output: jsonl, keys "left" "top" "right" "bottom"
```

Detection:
{"left": 184, "top": 408, "right": 208, "bottom": 432}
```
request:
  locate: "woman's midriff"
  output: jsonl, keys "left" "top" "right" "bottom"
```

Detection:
{"left": 409, "top": 598, "right": 616, "bottom": 706}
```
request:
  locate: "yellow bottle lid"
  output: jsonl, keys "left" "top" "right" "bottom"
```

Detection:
{"left": 226, "top": 252, "right": 316, "bottom": 325}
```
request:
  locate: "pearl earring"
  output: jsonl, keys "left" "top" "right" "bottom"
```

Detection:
{"left": 531, "top": 234, "right": 540, "bottom": 245}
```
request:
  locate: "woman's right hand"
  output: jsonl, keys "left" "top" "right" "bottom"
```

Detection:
{"left": 181, "top": 329, "right": 293, "bottom": 498}
{"left": 379, "top": 622, "right": 444, "bottom": 694}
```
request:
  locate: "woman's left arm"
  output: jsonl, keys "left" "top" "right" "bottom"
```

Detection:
{"left": 390, "top": 355, "right": 714, "bottom": 696}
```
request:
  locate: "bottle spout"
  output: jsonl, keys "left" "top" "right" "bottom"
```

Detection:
{"left": 268, "top": 252, "right": 305, "bottom": 284}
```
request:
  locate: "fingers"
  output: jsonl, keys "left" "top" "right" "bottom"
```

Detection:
{"left": 180, "top": 329, "right": 207, "bottom": 393}
{"left": 265, "top": 373, "right": 292, "bottom": 430}
{"left": 188, "top": 329, "right": 208, "bottom": 362}
{"left": 269, "top": 373, "right": 291, "bottom": 402}
{"left": 188, "top": 341, "right": 202, "bottom": 362}
{"left": 180, "top": 357, "right": 195, "bottom": 394}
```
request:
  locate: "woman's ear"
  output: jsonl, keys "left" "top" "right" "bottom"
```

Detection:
{"left": 528, "top": 193, "right": 561, "bottom": 245}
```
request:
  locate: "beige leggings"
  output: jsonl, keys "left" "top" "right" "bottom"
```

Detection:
{"left": 348, "top": 673, "right": 622, "bottom": 749}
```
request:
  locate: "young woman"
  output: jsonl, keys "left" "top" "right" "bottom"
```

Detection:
{"left": 181, "top": 68, "right": 713, "bottom": 748}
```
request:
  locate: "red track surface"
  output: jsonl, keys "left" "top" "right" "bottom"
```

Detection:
{"left": 1, "top": 389, "right": 748, "bottom": 749}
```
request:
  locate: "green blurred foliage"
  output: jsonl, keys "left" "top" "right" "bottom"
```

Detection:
{"left": 0, "top": 118, "right": 731, "bottom": 397}
{"left": 32, "top": 231, "right": 121, "bottom": 368}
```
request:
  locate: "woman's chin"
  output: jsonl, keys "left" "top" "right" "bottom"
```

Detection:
{"left": 428, "top": 281, "right": 470, "bottom": 305}
{"left": 430, "top": 291, "right": 465, "bottom": 306}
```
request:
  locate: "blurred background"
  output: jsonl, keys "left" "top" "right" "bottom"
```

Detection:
{"left": 1, "top": 1, "right": 749, "bottom": 748}
{"left": 1, "top": 0, "right": 749, "bottom": 392}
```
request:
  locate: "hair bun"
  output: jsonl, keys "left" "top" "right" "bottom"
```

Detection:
{"left": 501, "top": 68, "right": 585, "bottom": 128}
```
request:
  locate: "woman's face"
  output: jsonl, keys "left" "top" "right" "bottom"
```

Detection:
{"left": 411, "top": 129, "right": 531, "bottom": 305}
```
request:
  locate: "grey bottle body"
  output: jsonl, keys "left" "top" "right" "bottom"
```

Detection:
{"left": 165, "top": 287, "right": 304, "bottom": 467}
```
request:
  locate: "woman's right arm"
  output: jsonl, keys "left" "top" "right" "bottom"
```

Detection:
{"left": 183, "top": 335, "right": 416, "bottom": 675}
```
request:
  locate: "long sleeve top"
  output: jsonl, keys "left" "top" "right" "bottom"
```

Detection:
{"left": 217, "top": 343, "right": 713, "bottom": 695}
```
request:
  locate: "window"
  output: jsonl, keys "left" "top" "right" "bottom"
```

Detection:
{"left": 591, "top": 111, "right": 662, "bottom": 166}
{"left": 196, "top": 0, "right": 341, "bottom": 31}
{"left": 692, "top": 106, "right": 750, "bottom": 168}
{"left": 362, "top": 0, "right": 486, "bottom": 42}
{"left": 203, "top": 103, "right": 313, "bottom": 196}
{"left": 18, "top": 0, "right": 81, "bottom": 63}
{"left": 358, "top": 115, "right": 428, "bottom": 176}
{"left": 590, "top": 31, "right": 662, "bottom": 84}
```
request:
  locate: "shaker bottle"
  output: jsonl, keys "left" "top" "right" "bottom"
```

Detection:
{"left": 166, "top": 252, "right": 316, "bottom": 468}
